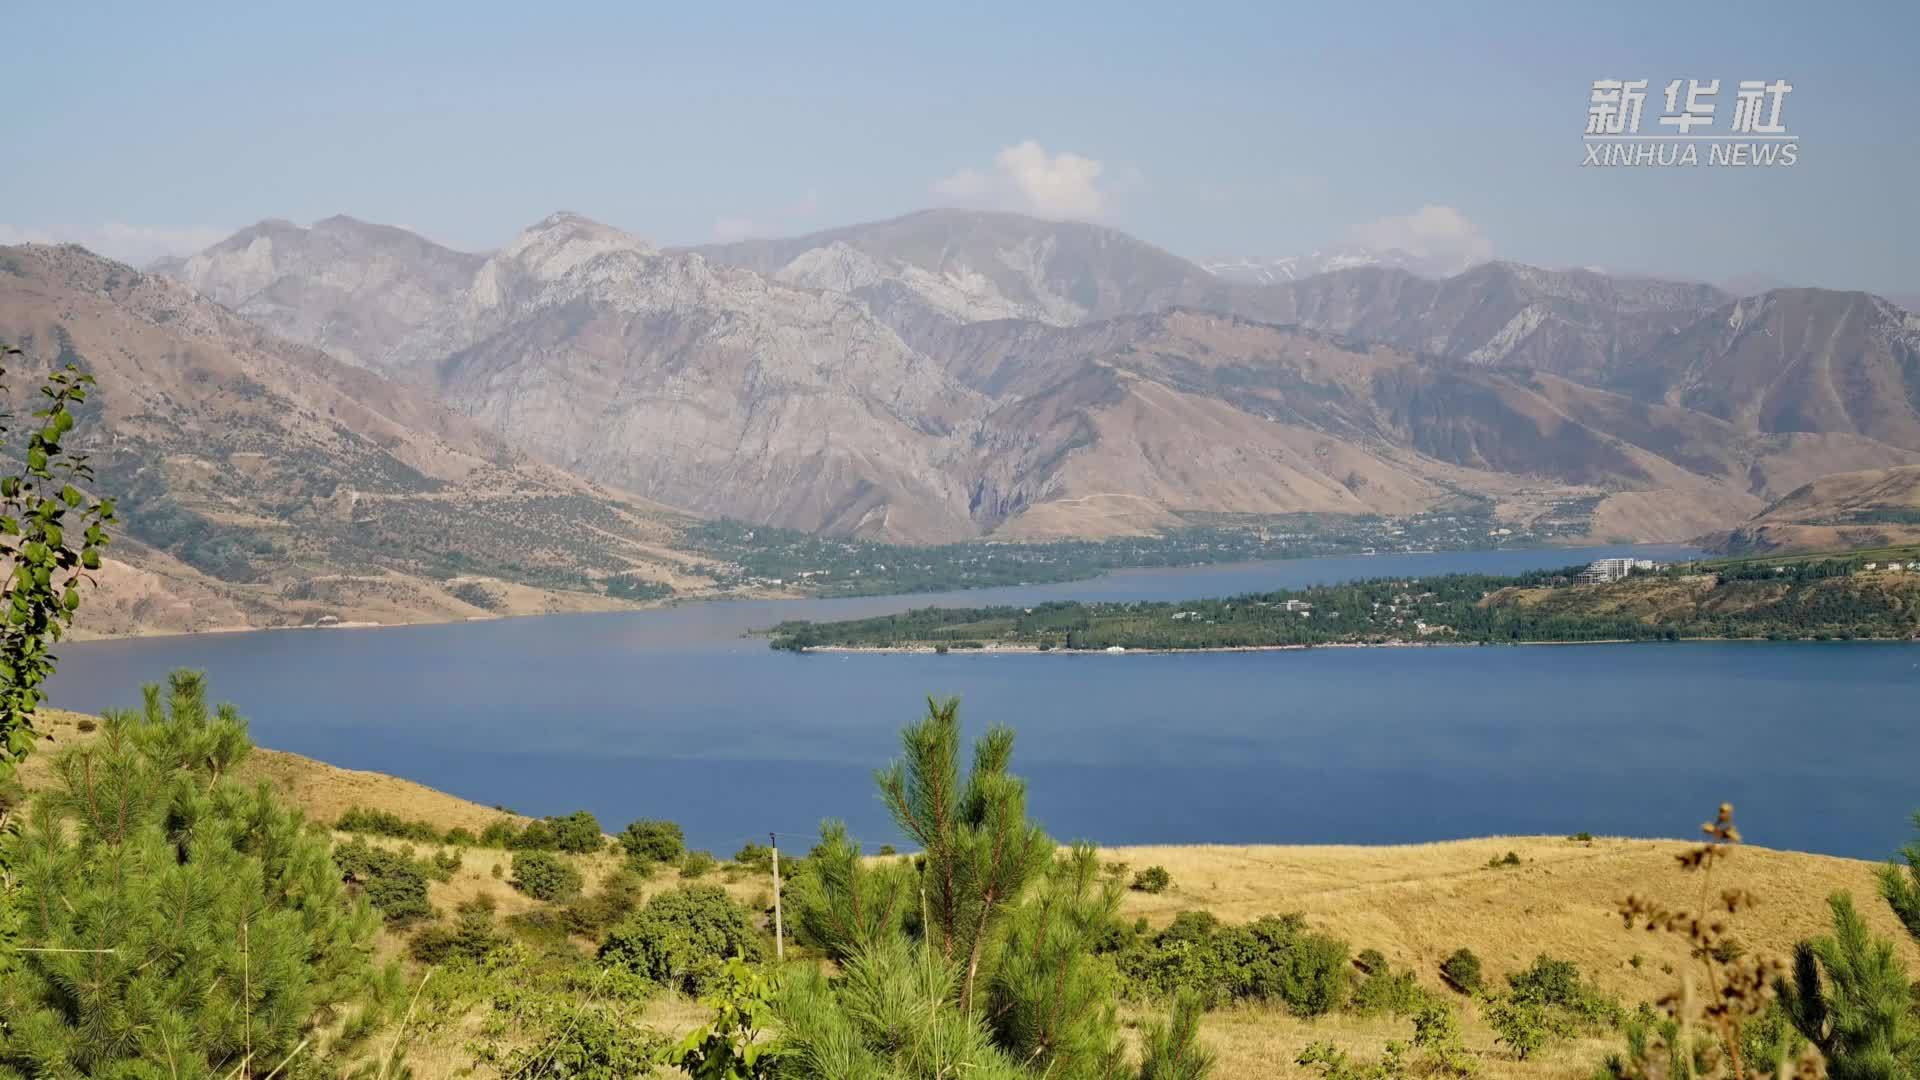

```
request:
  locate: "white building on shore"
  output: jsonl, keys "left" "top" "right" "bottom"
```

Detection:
{"left": 1575, "top": 557, "right": 1656, "bottom": 584}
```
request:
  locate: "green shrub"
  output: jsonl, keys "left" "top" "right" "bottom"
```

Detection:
{"left": 1350, "top": 967, "right": 1429, "bottom": 1017}
{"left": 1132, "top": 865, "right": 1172, "bottom": 894}
{"left": 1160, "top": 909, "right": 1220, "bottom": 944}
{"left": 411, "top": 897, "right": 506, "bottom": 965}
{"left": 562, "top": 869, "right": 645, "bottom": 938}
{"left": 598, "top": 884, "right": 766, "bottom": 995}
{"left": 334, "top": 805, "right": 446, "bottom": 843}
{"left": 1296, "top": 1039, "right": 1407, "bottom": 1079}
{"left": 681, "top": 850, "right": 717, "bottom": 878}
{"left": 1483, "top": 954, "right": 1623, "bottom": 1061}
{"left": 1439, "top": 948, "right": 1483, "bottom": 994}
{"left": 733, "top": 841, "right": 774, "bottom": 870}
{"left": 511, "top": 850, "right": 584, "bottom": 902}
{"left": 546, "top": 809, "right": 604, "bottom": 854}
{"left": 480, "top": 818, "right": 521, "bottom": 848}
{"left": 429, "top": 847, "right": 464, "bottom": 881}
{"left": 1298, "top": 1001, "right": 1474, "bottom": 1078}
{"left": 445, "top": 826, "right": 477, "bottom": 846}
{"left": 479, "top": 996, "right": 665, "bottom": 1079}
{"left": 1569, "top": 831, "right": 1594, "bottom": 842}
{"left": 511, "top": 818, "right": 557, "bottom": 850}
{"left": 1487, "top": 851, "right": 1522, "bottom": 869}
{"left": 1355, "top": 947, "right": 1388, "bottom": 975}
{"left": 1506, "top": 953, "right": 1623, "bottom": 1028}
{"left": 333, "top": 838, "right": 434, "bottom": 924}
{"left": 1482, "top": 993, "right": 1563, "bottom": 1060}
{"left": 1410, "top": 1001, "right": 1478, "bottom": 1077}
{"left": 1114, "top": 910, "right": 1349, "bottom": 1016}
{"left": 619, "top": 818, "right": 686, "bottom": 866}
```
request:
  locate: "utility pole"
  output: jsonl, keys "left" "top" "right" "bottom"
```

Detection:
{"left": 769, "top": 832, "right": 784, "bottom": 961}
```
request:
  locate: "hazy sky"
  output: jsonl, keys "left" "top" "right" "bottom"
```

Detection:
{"left": 6, "top": 2, "right": 1916, "bottom": 292}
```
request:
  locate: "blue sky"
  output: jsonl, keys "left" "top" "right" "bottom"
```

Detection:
{"left": 5, "top": 1, "right": 1915, "bottom": 292}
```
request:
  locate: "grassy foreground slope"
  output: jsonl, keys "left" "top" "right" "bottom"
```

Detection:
{"left": 17, "top": 709, "right": 1915, "bottom": 1079}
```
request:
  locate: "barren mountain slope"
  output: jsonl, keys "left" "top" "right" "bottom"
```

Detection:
{"left": 1709, "top": 463, "right": 1920, "bottom": 554}
{"left": 0, "top": 243, "right": 707, "bottom": 635}
{"left": 155, "top": 212, "right": 1920, "bottom": 546}
{"left": 1617, "top": 289, "right": 1920, "bottom": 449}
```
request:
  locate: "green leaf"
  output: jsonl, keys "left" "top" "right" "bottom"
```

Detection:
{"left": 61, "top": 484, "right": 81, "bottom": 508}
{"left": 81, "top": 549, "right": 100, "bottom": 570}
{"left": 62, "top": 588, "right": 78, "bottom": 611}
{"left": 26, "top": 448, "right": 46, "bottom": 472}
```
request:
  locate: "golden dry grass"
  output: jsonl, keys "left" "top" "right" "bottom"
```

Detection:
{"left": 1103, "top": 837, "right": 1920, "bottom": 1078}
{"left": 15, "top": 712, "right": 1917, "bottom": 1079}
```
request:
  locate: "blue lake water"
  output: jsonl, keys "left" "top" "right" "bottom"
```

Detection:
{"left": 45, "top": 544, "right": 1920, "bottom": 860}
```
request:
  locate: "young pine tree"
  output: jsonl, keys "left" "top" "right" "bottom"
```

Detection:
{"left": 0, "top": 670, "right": 385, "bottom": 1078}
{"left": 1775, "top": 892, "right": 1920, "bottom": 1078}
{"left": 876, "top": 696, "right": 1052, "bottom": 1014}
{"left": 769, "top": 696, "right": 1213, "bottom": 1080}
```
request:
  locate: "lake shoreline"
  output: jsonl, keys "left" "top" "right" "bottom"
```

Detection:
{"left": 786, "top": 634, "right": 1920, "bottom": 655}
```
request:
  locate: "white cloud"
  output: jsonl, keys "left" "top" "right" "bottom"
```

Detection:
{"left": 932, "top": 140, "right": 1115, "bottom": 218}
{"left": 0, "top": 222, "right": 230, "bottom": 266}
{"left": 1349, "top": 205, "right": 1492, "bottom": 265}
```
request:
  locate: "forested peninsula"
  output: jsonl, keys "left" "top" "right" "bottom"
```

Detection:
{"left": 764, "top": 548, "right": 1920, "bottom": 653}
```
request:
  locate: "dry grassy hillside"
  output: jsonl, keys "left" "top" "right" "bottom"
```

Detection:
{"left": 15, "top": 710, "right": 1916, "bottom": 1078}
{"left": 1714, "top": 464, "right": 1920, "bottom": 555}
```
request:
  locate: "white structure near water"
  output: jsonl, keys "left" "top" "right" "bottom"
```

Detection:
{"left": 1576, "top": 557, "right": 1656, "bottom": 584}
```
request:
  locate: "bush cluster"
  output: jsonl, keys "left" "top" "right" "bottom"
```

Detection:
{"left": 1439, "top": 947, "right": 1483, "bottom": 994}
{"left": 597, "top": 884, "right": 766, "bottom": 996}
{"left": 1349, "top": 963, "right": 1431, "bottom": 1017}
{"left": 482, "top": 809, "right": 605, "bottom": 854}
{"left": 561, "top": 869, "right": 645, "bottom": 938}
{"left": 334, "top": 805, "right": 607, "bottom": 854}
{"left": 334, "top": 805, "right": 451, "bottom": 843}
{"left": 732, "top": 841, "right": 774, "bottom": 871}
{"left": 1131, "top": 865, "right": 1172, "bottom": 894}
{"left": 411, "top": 896, "right": 508, "bottom": 965}
{"left": 1482, "top": 953, "right": 1624, "bottom": 1060}
{"left": 510, "top": 850, "right": 585, "bottom": 902}
{"left": 1107, "top": 910, "right": 1350, "bottom": 1015}
{"left": 618, "top": 818, "right": 686, "bottom": 870}
{"left": 332, "top": 838, "right": 434, "bottom": 924}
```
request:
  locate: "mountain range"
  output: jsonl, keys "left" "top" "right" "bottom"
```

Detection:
{"left": 10, "top": 205, "right": 1920, "bottom": 631}
{"left": 1198, "top": 247, "right": 1480, "bottom": 284}
{"left": 0, "top": 243, "right": 709, "bottom": 635}
{"left": 157, "top": 209, "right": 1920, "bottom": 540}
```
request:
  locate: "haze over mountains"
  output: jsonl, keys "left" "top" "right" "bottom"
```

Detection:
{"left": 150, "top": 207, "right": 1920, "bottom": 547}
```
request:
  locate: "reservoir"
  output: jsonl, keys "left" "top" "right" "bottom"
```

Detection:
{"left": 48, "top": 545, "right": 1918, "bottom": 860}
